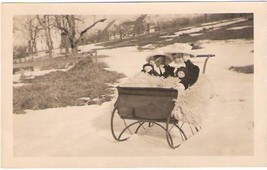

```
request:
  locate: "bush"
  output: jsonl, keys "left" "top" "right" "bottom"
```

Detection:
{"left": 13, "top": 45, "right": 29, "bottom": 59}
{"left": 229, "top": 65, "right": 254, "bottom": 74}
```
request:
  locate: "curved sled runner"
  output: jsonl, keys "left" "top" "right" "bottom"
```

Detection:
{"left": 111, "top": 87, "right": 189, "bottom": 149}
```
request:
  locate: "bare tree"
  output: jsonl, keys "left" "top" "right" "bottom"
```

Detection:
{"left": 54, "top": 15, "right": 106, "bottom": 55}
{"left": 14, "top": 16, "right": 40, "bottom": 55}
{"left": 133, "top": 14, "right": 147, "bottom": 35}
{"left": 114, "top": 24, "right": 126, "bottom": 40}
{"left": 99, "top": 19, "right": 116, "bottom": 41}
{"left": 52, "top": 16, "right": 69, "bottom": 54}
{"left": 37, "top": 15, "right": 54, "bottom": 58}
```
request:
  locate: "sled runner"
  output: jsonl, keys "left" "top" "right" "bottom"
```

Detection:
{"left": 111, "top": 54, "right": 215, "bottom": 149}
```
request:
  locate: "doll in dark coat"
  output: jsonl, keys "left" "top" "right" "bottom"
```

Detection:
{"left": 141, "top": 63, "right": 160, "bottom": 76}
{"left": 175, "top": 66, "right": 190, "bottom": 90}
{"left": 163, "top": 54, "right": 200, "bottom": 86}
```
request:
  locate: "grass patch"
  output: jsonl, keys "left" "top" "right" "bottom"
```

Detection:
{"left": 229, "top": 65, "right": 254, "bottom": 74}
{"left": 39, "top": 56, "right": 82, "bottom": 70}
{"left": 14, "top": 52, "right": 108, "bottom": 72}
{"left": 13, "top": 58, "right": 125, "bottom": 114}
{"left": 40, "top": 55, "right": 110, "bottom": 70}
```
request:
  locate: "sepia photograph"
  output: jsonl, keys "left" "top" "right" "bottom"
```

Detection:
{"left": 2, "top": 2, "right": 267, "bottom": 168}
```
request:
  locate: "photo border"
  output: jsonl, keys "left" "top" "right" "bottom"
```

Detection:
{"left": 2, "top": 2, "right": 267, "bottom": 168}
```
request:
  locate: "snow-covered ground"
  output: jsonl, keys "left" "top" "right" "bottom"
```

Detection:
{"left": 160, "top": 18, "right": 246, "bottom": 38}
{"left": 14, "top": 39, "right": 254, "bottom": 156}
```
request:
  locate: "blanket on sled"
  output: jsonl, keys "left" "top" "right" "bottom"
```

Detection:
{"left": 171, "top": 75, "right": 213, "bottom": 127}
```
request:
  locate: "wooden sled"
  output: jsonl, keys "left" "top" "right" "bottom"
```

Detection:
{"left": 111, "top": 54, "right": 215, "bottom": 149}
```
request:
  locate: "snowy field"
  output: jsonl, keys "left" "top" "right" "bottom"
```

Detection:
{"left": 160, "top": 18, "right": 246, "bottom": 38}
{"left": 13, "top": 38, "right": 254, "bottom": 156}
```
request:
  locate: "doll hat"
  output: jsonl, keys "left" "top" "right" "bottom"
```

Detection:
{"left": 146, "top": 49, "right": 173, "bottom": 65}
{"left": 163, "top": 43, "right": 195, "bottom": 59}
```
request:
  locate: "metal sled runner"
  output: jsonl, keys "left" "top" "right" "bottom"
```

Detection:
{"left": 111, "top": 87, "right": 190, "bottom": 148}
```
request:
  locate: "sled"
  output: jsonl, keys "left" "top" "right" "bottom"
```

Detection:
{"left": 111, "top": 54, "right": 215, "bottom": 149}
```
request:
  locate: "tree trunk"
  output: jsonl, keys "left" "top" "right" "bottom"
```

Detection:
{"left": 71, "top": 45, "right": 78, "bottom": 55}
{"left": 65, "top": 43, "right": 69, "bottom": 54}
{"left": 47, "top": 17, "right": 53, "bottom": 58}
{"left": 45, "top": 30, "right": 53, "bottom": 58}
{"left": 37, "top": 15, "right": 53, "bottom": 58}
{"left": 47, "top": 19, "right": 53, "bottom": 50}
{"left": 69, "top": 37, "right": 78, "bottom": 56}
{"left": 33, "top": 26, "right": 38, "bottom": 55}
{"left": 60, "top": 33, "right": 70, "bottom": 54}
{"left": 33, "top": 40, "right": 37, "bottom": 54}
{"left": 28, "top": 40, "right": 33, "bottom": 54}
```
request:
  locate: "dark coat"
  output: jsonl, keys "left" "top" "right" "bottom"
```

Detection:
{"left": 162, "top": 65, "right": 175, "bottom": 78}
{"left": 179, "top": 78, "right": 190, "bottom": 90}
{"left": 184, "top": 60, "right": 200, "bottom": 86}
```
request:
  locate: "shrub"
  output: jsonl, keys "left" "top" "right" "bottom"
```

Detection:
{"left": 13, "top": 45, "right": 29, "bottom": 59}
{"left": 229, "top": 65, "right": 254, "bottom": 74}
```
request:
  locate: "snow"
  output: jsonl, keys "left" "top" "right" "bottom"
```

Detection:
{"left": 98, "top": 46, "right": 152, "bottom": 78}
{"left": 160, "top": 18, "right": 246, "bottom": 38}
{"left": 14, "top": 38, "right": 254, "bottom": 156}
{"left": 190, "top": 33, "right": 202, "bottom": 37}
{"left": 141, "top": 44, "right": 156, "bottom": 49}
{"left": 80, "top": 43, "right": 104, "bottom": 52}
{"left": 227, "top": 26, "right": 253, "bottom": 30}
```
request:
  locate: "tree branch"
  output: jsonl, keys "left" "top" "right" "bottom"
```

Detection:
{"left": 37, "top": 15, "right": 46, "bottom": 28}
{"left": 80, "top": 18, "right": 107, "bottom": 37}
{"left": 54, "top": 16, "right": 69, "bottom": 34}
{"left": 74, "top": 17, "right": 83, "bottom": 22}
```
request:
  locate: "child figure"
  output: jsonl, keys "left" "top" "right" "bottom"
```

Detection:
{"left": 174, "top": 66, "right": 190, "bottom": 90}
